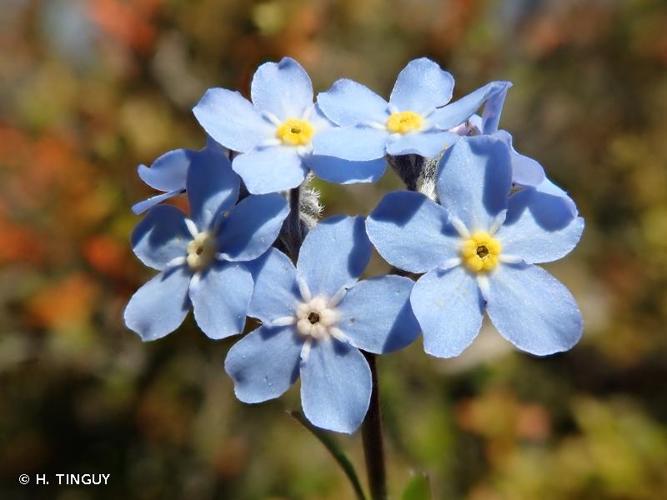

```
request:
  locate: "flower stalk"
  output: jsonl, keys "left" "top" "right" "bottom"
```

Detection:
{"left": 283, "top": 187, "right": 305, "bottom": 261}
{"left": 289, "top": 411, "right": 367, "bottom": 500}
{"left": 361, "top": 352, "right": 387, "bottom": 500}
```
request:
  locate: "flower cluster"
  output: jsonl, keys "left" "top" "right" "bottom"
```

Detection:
{"left": 126, "top": 57, "right": 583, "bottom": 433}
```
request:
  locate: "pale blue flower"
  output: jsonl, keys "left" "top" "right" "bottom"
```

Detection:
{"left": 224, "top": 216, "right": 420, "bottom": 433}
{"left": 367, "top": 136, "right": 584, "bottom": 358}
{"left": 313, "top": 57, "right": 511, "bottom": 161}
{"left": 193, "top": 57, "right": 386, "bottom": 194}
{"left": 124, "top": 153, "right": 289, "bottom": 341}
{"left": 462, "top": 85, "right": 578, "bottom": 223}
{"left": 131, "top": 137, "right": 228, "bottom": 215}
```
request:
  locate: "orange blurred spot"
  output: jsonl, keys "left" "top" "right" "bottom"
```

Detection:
{"left": 0, "top": 213, "right": 45, "bottom": 266}
{"left": 427, "top": 0, "right": 480, "bottom": 53}
{"left": 0, "top": 127, "right": 30, "bottom": 170}
{"left": 523, "top": 17, "right": 563, "bottom": 57}
{"left": 26, "top": 273, "right": 100, "bottom": 330}
{"left": 169, "top": 194, "right": 189, "bottom": 213}
{"left": 83, "top": 235, "right": 130, "bottom": 278}
{"left": 213, "top": 437, "right": 249, "bottom": 479}
{"left": 516, "top": 404, "right": 551, "bottom": 441}
{"left": 88, "top": 0, "right": 163, "bottom": 53}
{"left": 0, "top": 126, "right": 114, "bottom": 240}
{"left": 455, "top": 389, "right": 552, "bottom": 463}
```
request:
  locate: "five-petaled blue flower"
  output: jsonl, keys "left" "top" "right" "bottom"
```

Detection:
{"left": 224, "top": 216, "right": 420, "bottom": 433}
{"left": 124, "top": 153, "right": 289, "bottom": 341}
{"left": 313, "top": 57, "right": 511, "bottom": 161}
{"left": 367, "top": 136, "right": 584, "bottom": 357}
{"left": 193, "top": 57, "right": 387, "bottom": 194}
{"left": 131, "top": 136, "right": 228, "bottom": 215}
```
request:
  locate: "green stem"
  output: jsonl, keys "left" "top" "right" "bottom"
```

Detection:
{"left": 361, "top": 353, "right": 387, "bottom": 500}
{"left": 289, "top": 411, "right": 367, "bottom": 500}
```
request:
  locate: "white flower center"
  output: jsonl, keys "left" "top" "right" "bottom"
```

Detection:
{"left": 295, "top": 296, "right": 340, "bottom": 340}
{"left": 186, "top": 231, "right": 217, "bottom": 271}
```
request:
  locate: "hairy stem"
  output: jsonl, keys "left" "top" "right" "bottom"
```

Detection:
{"left": 284, "top": 187, "right": 305, "bottom": 261}
{"left": 361, "top": 353, "right": 387, "bottom": 500}
{"left": 386, "top": 154, "right": 424, "bottom": 191}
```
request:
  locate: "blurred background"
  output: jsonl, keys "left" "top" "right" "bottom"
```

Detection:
{"left": 1, "top": 0, "right": 666, "bottom": 498}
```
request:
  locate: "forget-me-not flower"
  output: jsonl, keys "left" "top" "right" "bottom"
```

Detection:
{"left": 192, "top": 57, "right": 386, "bottom": 194}
{"left": 313, "top": 57, "right": 511, "bottom": 161}
{"left": 366, "top": 136, "right": 584, "bottom": 357}
{"left": 458, "top": 84, "right": 578, "bottom": 223}
{"left": 124, "top": 153, "right": 289, "bottom": 341}
{"left": 131, "top": 137, "right": 228, "bottom": 215}
{"left": 224, "top": 216, "right": 420, "bottom": 433}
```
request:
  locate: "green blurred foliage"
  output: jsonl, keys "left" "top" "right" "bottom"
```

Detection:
{"left": 0, "top": 0, "right": 666, "bottom": 498}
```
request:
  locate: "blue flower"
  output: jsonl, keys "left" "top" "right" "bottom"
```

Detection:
{"left": 312, "top": 57, "right": 511, "bottom": 161}
{"left": 461, "top": 85, "right": 578, "bottom": 224}
{"left": 366, "top": 136, "right": 584, "bottom": 358}
{"left": 131, "top": 137, "right": 228, "bottom": 215}
{"left": 124, "top": 152, "right": 289, "bottom": 341}
{"left": 494, "top": 130, "right": 578, "bottom": 223}
{"left": 131, "top": 148, "right": 189, "bottom": 215}
{"left": 193, "top": 57, "right": 386, "bottom": 194}
{"left": 224, "top": 216, "right": 420, "bottom": 433}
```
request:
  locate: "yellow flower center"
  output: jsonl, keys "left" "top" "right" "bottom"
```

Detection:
{"left": 386, "top": 111, "right": 424, "bottom": 134}
{"left": 460, "top": 231, "right": 502, "bottom": 273}
{"left": 186, "top": 231, "right": 217, "bottom": 271}
{"left": 276, "top": 118, "right": 315, "bottom": 146}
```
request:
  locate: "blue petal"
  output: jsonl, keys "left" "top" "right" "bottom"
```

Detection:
{"left": 297, "top": 216, "right": 371, "bottom": 298}
{"left": 300, "top": 339, "right": 371, "bottom": 433}
{"left": 432, "top": 81, "right": 512, "bottom": 131}
{"left": 307, "top": 155, "right": 386, "bottom": 184}
{"left": 247, "top": 248, "right": 300, "bottom": 323}
{"left": 123, "top": 267, "right": 191, "bottom": 341}
{"left": 224, "top": 325, "right": 303, "bottom": 403}
{"left": 510, "top": 179, "right": 578, "bottom": 230}
{"left": 217, "top": 193, "right": 289, "bottom": 262}
{"left": 317, "top": 79, "right": 389, "bottom": 126}
{"left": 436, "top": 136, "right": 512, "bottom": 230}
{"left": 313, "top": 126, "right": 389, "bottom": 161}
{"left": 337, "top": 275, "right": 420, "bottom": 354}
{"left": 389, "top": 58, "right": 454, "bottom": 114}
{"left": 250, "top": 57, "right": 313, "bottom": 120}
{"left": 367, "top": 191, "right": 459, "bottom": 273}
{"left": 498, "top": 188, "right": 584, "bottom": 264}
{"left": 193, "top": 88, "right": 273, "bottom": 153}
{"left": 137, "top": 148, "right": 191, "bottom": 192}
{"left": 189, "top": 262, "right": 253, "bottom": 339}
{"left": 205, "top": 134, "right": 228, "bottom": 154}
{"left": 232, "top": 147, "right": 308, "bottom": 194}
{"left": 468, "top": 114, "right": 484, "bottom": 131}
{"left": 493, "top": 131, "right": 545, "bottom": 187}
{"left": 534, "top": 177, "right": 579, "bottom": 218}
{"left": 131, "top": 190, "right": 183, "bottom": 215}
{"left": 480, "top": 83, "right": 511, "bottom": 134}
{"left": 187, "top": 148, "right": 240, "bottom": 229}
{"left": 486, "top": 264, "right": 582, "bottom": 356}
{"left": 410, "top": 266, "right": 484, "bottom": 358}
{"left": 131, "top": 205, "right": 191, "bottom": 270}
{"left": 386, "top": 130, "right": 458, "bottom": 157}
{"left": 511, "top": 150, "right": 546, "bottom": 187}
{"left": 310, "top": 103, "right": 335, "bottom": 129}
